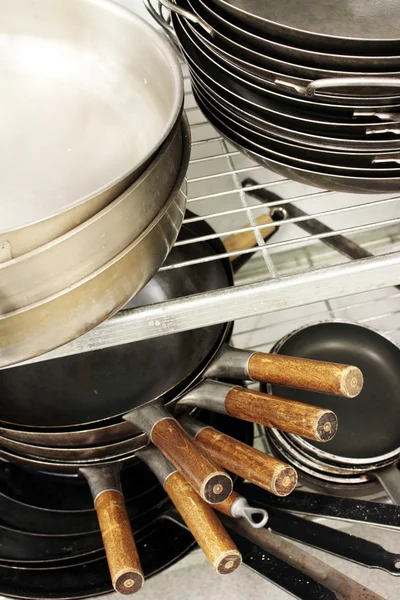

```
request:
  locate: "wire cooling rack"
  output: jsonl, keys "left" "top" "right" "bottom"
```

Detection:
{"left": 21, "top": 68, "right": 400, "bottom": 365}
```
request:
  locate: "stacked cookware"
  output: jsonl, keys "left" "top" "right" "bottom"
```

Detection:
{"left": 153, "top": 0, "right": 400, "bottom": 192}
{"left": 264, "top": 321, "right": 400, "bottom": 504}
{"left": 0, "top": 0, "right": 189, "bottom": 368}
{"left": 0, "top": 213, "right": 365, "bottom": 594}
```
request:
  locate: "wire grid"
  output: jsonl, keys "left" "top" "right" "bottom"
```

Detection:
{"left": 168, "top": 68, "right": 400, "bottom": 282}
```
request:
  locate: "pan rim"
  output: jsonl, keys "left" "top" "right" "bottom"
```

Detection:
{"left": 1, "top": 1, "right": 184, "bottom": 237}
{"left": 269, "top": 319, "right": 400, "bottom": 465}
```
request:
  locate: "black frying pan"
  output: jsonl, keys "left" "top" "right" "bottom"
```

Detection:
{"left": 193, "top": 81, "right": 400, "bottom": 171}
{"left": 265, "top": 322, "right": 400, "bottom": 503}
{"left": 186, "top": 0, "right": 400, "bottom": 106}
{"left": 173, "top": 12, "right": 400, "bottom": 137}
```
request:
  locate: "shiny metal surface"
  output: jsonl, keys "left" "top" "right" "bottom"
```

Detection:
{"left": 178, "top": 380, "right": 229, "bottom": 413}
{"left": 137, "top": 445, "right": 176, "bottom": 487}
{"left": 0, "top": 116, "right": 190, "bottom": 368}
{"left": 0, "top": 0, "right": 183, "bottom": 256}
{"left": 204, "top": 344, "right": 253, "bottom": 380}
{"left": 0, "top": 119, "right": 183, "bottom": 312}
{"left": 80, "top": 464, "right": 122, "bottom": 500}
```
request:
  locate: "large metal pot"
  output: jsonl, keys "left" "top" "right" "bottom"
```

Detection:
{"left": 0, "top": 118, "right": 191, "bottom": 368}
{"left": 0, "top": 118, "right": 184, "bottom": 313}
{"left": 0, "top": 0, "right": 183, "bottom": 257}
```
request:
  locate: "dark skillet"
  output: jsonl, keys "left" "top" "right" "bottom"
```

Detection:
{"left": 0, "top": 411, "right": 252, "bottom": 537}
{"left": 173, "top": 12, "right": 400, "bottom": 136}
{"left": 265, "top": 322, "right": 400, "bottom": 460}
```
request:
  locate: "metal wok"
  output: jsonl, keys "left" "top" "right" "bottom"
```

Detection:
{"left": 184, "top": 0, "right": 400, "bottom": 104}
{"left": 0, "top": 0, "right": 183, "bottom": 257}
{"left": 173, "top": 15, "right": 400, "bottom": 137}
{"left": 0, "top": 118, "right": 184, "bottom": 313}
{"left": 192, "top": 0, "right": 400, "bottom": 71}
{"left": 203, "top": 0, "right": 400, "bottom": 54}
{"left": 266, "top": 322, "right": 400, "bottom": 503}
{"left": 194, "top": 93, "right": 400, "bottom": 193}
{"left": 193, "top": 84, "right": 400, "bottom": 172}
{"left": 0, "top": 118, "right": 190, "bottom": 368}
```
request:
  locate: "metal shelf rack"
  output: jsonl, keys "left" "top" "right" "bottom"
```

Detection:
{"left": 23, "top": 69, "right": 400, "bottom": 365}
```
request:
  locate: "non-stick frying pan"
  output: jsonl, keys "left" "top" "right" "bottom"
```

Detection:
{"left": 266, "top": 322, "right": 400, "bottom": 503}
{"left": 173, "top": 15, "right": 400, "bottom": 137}
{"left": 190, "top": 75, "right": 400, "bottom": 153}
{"left": 192, "top": 0, "right": 400, "bottom": 71}
{"left": 193, "top": 83, "right": 400, "bottom": 172}
{"left": 203, "top": 0, "right": 400, "bottom": 53}
{"left": 184, "top": 0, "right": 400, "bottom": 104}
{"left": 194, "top": 91, "right": 400, "bottom": 192}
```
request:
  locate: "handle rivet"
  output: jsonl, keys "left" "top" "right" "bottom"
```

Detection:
{"left": 323, "top": 422, "right": 332, "bottom": 433}
{"left": 213, "top": 483, "right": 224, "bottom": 495}
{"left": 225, "top": 560, "right": 234, "bottom": 570}
{"left": 124, "top": 579, "right": 134, "bottom": 589}
{"left": 281, "top": 477, "right": 291, "bottom": 487}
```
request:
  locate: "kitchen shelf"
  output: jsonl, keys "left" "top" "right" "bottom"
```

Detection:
{"left": 21, "top": 69, "right": 400, "bottom": 365}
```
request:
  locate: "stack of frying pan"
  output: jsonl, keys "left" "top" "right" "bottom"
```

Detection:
{"left": 153, "top": 0, "right": 400, "bottom": 192}
{"left": 0, "top": 220, "right": 364, "bottom": 595}
{"left": 264, "top": 322, "right": 400, "bottom": 504}
{"left": 0, "top": 0, "right": 188, "bottom": 368}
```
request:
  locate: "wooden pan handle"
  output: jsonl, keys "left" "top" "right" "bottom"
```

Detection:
{"left": 216, "top": 491, "right": 241, "bottom": 518}
{"left": 248, "top": 353, "right": 363, "bottom": 398}
{"left": 94, "top": 490, "right": 144, "bottom": 595}
{"left": 151, "top": 418, "right": 232, "bottom": 504}
{"left": 224, "top": 214, "right": 276, "bottom": 260}
{"left": 225, "top": 387, "right": 338, "bottom": 442}
{"left": 194, "top": 426, "right": 297, "bottom": 496}
{"left": 164, "top": 471, "right": 241, "bottom": 574}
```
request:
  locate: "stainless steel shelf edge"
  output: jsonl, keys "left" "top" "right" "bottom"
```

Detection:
{"left": 14, "top": 250, "right": 400, "bottom": 367}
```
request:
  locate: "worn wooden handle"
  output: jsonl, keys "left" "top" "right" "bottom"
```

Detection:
{"left": 195, "top": 426, "right": 297, "bottom": 496}
{"left": 151, "top": 418, "right": 232, "bottom": 503}
{"left": 94, "top": 490, "right": 144, "bottom": 595}
{"left": 224, "top": 214, "right": 276, "bottom": 260}
{"left": 248, "top": 353, "right": 363, "bottom": 398}
{"left": 225, "top": 387, "right": 338, "bottom": 442}
{"left": 215, "top": 491, "right": 241, "bottom": 518}
{"left": 164, "top": 471, "right": 241, "bottom": 574}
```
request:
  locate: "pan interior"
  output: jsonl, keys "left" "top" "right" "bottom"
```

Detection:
{"left": 0, "top": 228, "right": 228, "bottom": 428}
{"left": 214, "top": 0, "right": 400, "bottom": 41}
{"left": 269, "top": 322, "right": 400, "bottom": 459}
{"left": 1, "top": 0, "right": 181, "bottom": 231}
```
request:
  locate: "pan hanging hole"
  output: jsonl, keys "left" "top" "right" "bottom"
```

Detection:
{"left": 395, "top": 560, "right": 400, "bottom": 569}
